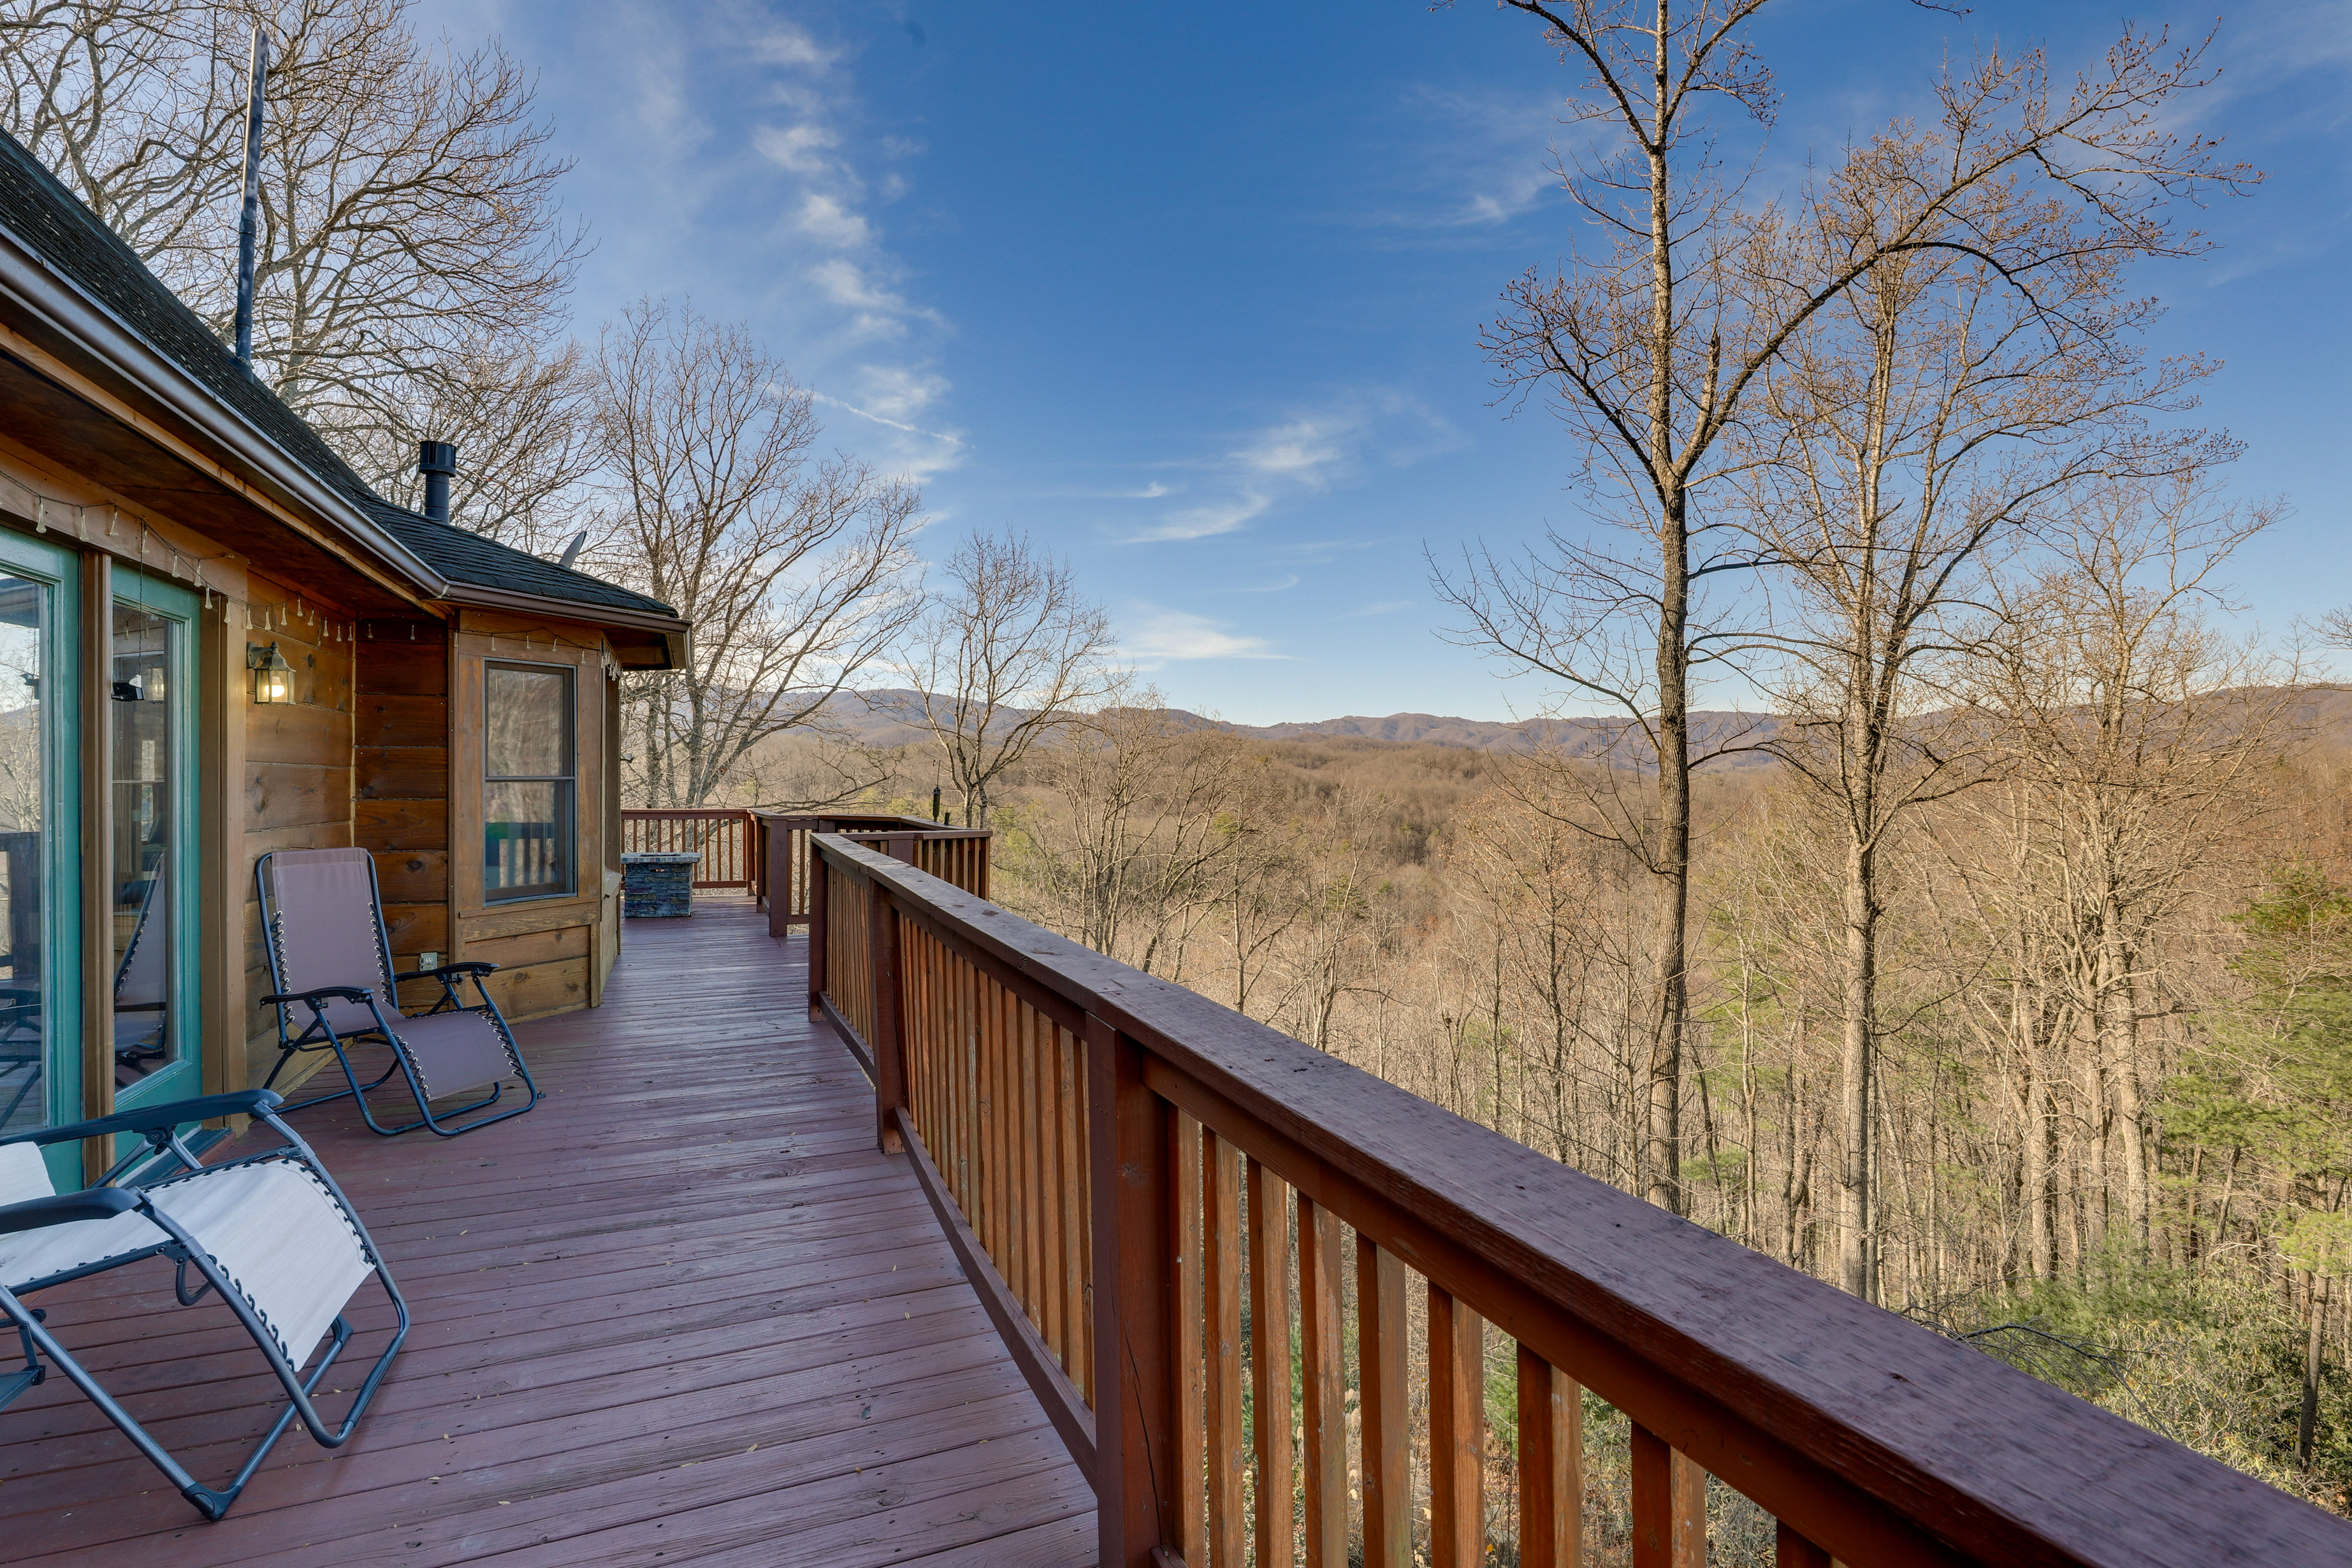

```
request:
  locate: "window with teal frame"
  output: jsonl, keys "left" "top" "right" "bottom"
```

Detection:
{"left": 0, "top": 523, "right": 82, "bottom": 1191}
{"left": 106, "top": 568, "right": 200, "bottom": 1114}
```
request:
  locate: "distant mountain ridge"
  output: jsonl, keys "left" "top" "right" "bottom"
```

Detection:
{"left": 812, "top": 688, "right": 1784, "bottom": 764}
{"left": 807, "top": 685, "right": 2352, "bottom": 763}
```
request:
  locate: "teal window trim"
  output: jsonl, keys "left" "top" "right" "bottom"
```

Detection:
{"left": 0, "top": 522, "right": 82, "bottom": 1192}
{"left": 108, "top": 567, "right": 201, "bottom": 1117}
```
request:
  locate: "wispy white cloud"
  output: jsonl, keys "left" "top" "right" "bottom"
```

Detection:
{"left": 808, "top": 258, "right": 943, "bottom": 338}
{"left": 1342, "top": 599, "right": 1412, "bottom": 618}
{"left": 1117, "top": 607, "right": 1287, "bottom": 666}
{"left": 1353, "top": 84, "right": 1568, "bottom": 232}
{"left": 750, "top": 23, "right": 839, "bottom": 71}
{"left": 737, "top": 14, "right": 954, "bottom": 472}
{"left": 811, "top": 365, "right": 968, "bottom": 479}
{"left": 1122, "top": 389, "right": 1461, "bottom": 544}
{"left": 754, "top": 122, "right": 838, "bottom": 176}
{"left": 1231, "top": 574, "right": 1300, "bottom": 593}
{"left": 795, "top": 192, "right": 872, "bottom": 248}
{"left": 811, "top": 391, "right": 963, "bottom": 447}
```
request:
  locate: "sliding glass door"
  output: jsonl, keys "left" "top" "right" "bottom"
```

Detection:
{"left": 0, "top": 528, "right": 78, "bottom": 1189}
{"left": 107, "top": 570, "right": 199, "bottom": 1112}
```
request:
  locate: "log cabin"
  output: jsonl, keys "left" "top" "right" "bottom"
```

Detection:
{"left": 0, "top": 127, "right": 688, "bottom": 1186}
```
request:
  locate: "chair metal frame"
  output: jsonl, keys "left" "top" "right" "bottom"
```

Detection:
{"left": 0, "top": 1089, "right": 409, "bottom": 1520}
{"left": 254, "top": 850, "right": 540, "bottom": 1138}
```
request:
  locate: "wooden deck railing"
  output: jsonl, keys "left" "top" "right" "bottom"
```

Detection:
{"left": 620, "top": 808, "right": 754, "bottom": 887}
{"left": 805, "top": 832, "right": 2351, "bottom": 1568}
{"left": 748, "top": 810, "right": 986, "bottom": 934}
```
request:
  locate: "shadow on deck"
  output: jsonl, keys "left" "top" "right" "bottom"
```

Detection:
{"left": 1, "top": 896, "right": 1094, "bottom": 1565}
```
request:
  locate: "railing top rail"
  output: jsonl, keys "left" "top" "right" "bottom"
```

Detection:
{"left": 809, "top": 832, "right": 2344, "bottom": 1568}
{"left": 621, "top": 807, "right": 753, "bottom": 818}
{"left": 839, "top": 827, "right": 992, "bottom": 843}
{"left": 751, "top": 809, "right": 947, "bottom": 831}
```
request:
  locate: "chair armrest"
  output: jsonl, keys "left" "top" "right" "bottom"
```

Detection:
{"left": 261, "top": 985, "right": 374, "bottom": 1008}
{"left": 394, "top": 961, "right": 498, "bottom": 984}
{"left": 0, "top": 1090, "right": 286, "bottom": 1149}
{"left": 0, "top": 1187, "right": 142, "bottom": 1238}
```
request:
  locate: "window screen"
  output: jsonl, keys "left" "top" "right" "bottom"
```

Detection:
{"left": 484, "top": 662, "right": 574, "bottom": 901}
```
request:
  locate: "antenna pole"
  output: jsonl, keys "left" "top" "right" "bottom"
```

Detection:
{"left": 233, "top": 27, "right": 268, "bottom": 367}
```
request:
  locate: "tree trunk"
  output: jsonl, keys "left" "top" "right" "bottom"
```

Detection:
{"left": 2300, "top": 1271, "right": 2328, "bottom": 1470}
{"left": 1639, "top": 13, "right": 1689, "bottom": 1216}
{"left": 1838, "top": 825, "right": 1877, "bottom": 1298}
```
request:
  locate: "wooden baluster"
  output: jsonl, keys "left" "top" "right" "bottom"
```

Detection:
{"left": 1776, "top": 1521, "right": 1833, "bottom": 1567}
{"left": 1017, "top": 1002, "right": 1042, "bottom": 1323}
{"left": 904, "top": 927, "right": 926, "bottom": 1140}
{"left": 1039, "top": 1017, "right": 1067, "bottom": 1368}
{"left": 1204, "top": 1129, "right": 1245, "bottom": 1564}
{"left": 1173, "top": 1110, "right": 1207, "bottom": 1564}
{"left": 1631, "top": 1423, "right": 1706, "bottom": 1568}
{"left": 978, "top": 974, "right": 999, "bottom": 1260}
{"left": 806, "top": 841, "right": 829, "bottom": 1017}
{"left": 869, "top": 881, "right": 904, "bottom": 1154}
{"left": 1516, "top": 1344, "right": 1581, "bottom": 1568}
{"left": 999, "top": 987, "right": 1020, "bottom": 1284}
{"left": 1087, "top": 1015, "right": 1177, "bottom": 1568}
{"left": 1297, "top": 1195, "right": 1346, "bottom": 1568}
{"left": 1062, "top": 1024, "right": 1091, "bottom": 1399}
{"left": 1429, "top": 1282, "right": 1484, "bottom": 1568}
{"left": 954, "top": 952, "right": 975, "bottom": 1214}
{"left": 1247, "top": 1159, "right": 1296, "bottom": 1568}
{"left": 1359, "top": 1236, "right": 1409, "bottom": 1568}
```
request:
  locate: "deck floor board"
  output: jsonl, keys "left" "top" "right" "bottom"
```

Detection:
{"left": 0, "top": 896, "right": 1093, "bottom": 1565}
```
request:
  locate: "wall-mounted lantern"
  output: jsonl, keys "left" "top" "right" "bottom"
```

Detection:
{"left": 247, "top": 641, "right": 294, "bottom": 704}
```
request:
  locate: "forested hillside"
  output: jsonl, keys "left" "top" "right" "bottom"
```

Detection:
{"left": 756, "top": 683, "right": 2352, "bottom": 1515}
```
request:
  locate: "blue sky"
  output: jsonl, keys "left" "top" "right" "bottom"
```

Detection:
{"left": 418, "top": 1, "right": 2350, "bottom": 725}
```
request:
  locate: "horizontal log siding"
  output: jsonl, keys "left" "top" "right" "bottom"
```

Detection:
{"left": 240, "top": 577, "right": 357, "bottom": 1088}
{"left": 353, "top": 618, "right": 449, "bottom": 1024}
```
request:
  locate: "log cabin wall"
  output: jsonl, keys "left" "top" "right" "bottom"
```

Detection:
{"left": 237, "top": 569, "right": 358, "bottom": 1089}
{"left": 446, "top": 606, "right": 617, "bottom": 1022}
{"left": 355, "top": 616, "right": 452, "bottom": 1019}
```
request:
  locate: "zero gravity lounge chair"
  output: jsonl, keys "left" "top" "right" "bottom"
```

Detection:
{"left": 257, "top": 848, "right": 540, "bottom": 1137}
{"left": 0, "top": 1089, "right": 407, "bottom": 1519}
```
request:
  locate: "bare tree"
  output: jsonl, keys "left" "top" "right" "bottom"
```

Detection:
{"left": 1735, "top": 127, "right": 2230, "bottom": 1297}
{"left": 901, "top": 530, "right": 1113, "bottom": 827}
{"left": 1011, "top": 684, "right": 1262, "bottom": 975}
{"left": 0, "top": 0, "right": 584, "bottom": 495}
{"left": 363, "top": 332, "right": 594, "bottom": 549}
{"left": 598, "top": 298, "right": 924, "bottom": 807}
{"left": 1436, "top": 3, "right": 2245, "bottom": 1214}
{"left": 1964, "top": 480, "right": 2291, "bottom": 1264}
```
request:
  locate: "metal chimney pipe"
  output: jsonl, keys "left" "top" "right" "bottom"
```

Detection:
{"left": 418, "top": 441, "right": 457, "bottom": 523}
{"left": 233, "top": 28, "right": 268, "bottom": 367}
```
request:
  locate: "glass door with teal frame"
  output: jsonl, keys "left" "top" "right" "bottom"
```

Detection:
{"left": 0, "top": 525, "right": 81, "bottom": 1191}
{"left": 107, "top": 569, "right": 198, "bottom": 1112}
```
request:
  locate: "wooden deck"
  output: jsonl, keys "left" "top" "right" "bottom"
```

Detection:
{"left": 0, "top": 896, "right": 1094, "bottom": 1565}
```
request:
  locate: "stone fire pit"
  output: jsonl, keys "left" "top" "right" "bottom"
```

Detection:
{"left": 621, "top": 851, "right": 703, "bottom": 918}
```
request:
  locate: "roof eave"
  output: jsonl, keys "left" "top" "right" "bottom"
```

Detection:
{"left": 436, "top": 580, "right": 691, "bottom": 669}
{"left": 0, "top": 225, "right": 452, "bottom": 601}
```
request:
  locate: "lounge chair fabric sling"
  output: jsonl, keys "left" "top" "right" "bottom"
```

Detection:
{"left": 0, "top": 1089, "right": 408, "bottom": 1520}
{"left": 256, "top": 847, "right": 539, "bottom": 1136}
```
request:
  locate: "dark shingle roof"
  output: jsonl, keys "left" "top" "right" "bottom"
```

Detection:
{"left": 0, "top": 127, "right": 676, "bottom": 623}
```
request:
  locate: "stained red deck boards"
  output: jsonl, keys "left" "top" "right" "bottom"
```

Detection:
{"left": 0, "top": 896, "right": 1094, "bottom": 1565}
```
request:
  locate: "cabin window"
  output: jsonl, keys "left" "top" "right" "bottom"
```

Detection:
{"left": 483, "top": 661, "right": 575, "bottom": 902}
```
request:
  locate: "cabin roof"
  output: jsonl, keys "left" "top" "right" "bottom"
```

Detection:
{"left": 0, "top": 126, "right": 678, "bottom": 627}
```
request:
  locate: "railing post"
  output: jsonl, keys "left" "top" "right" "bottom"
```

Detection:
{"left": 1088, "top": 1013, "right": 1177, "bottom": 1567}
{"left": 765, "top": 816, "right": 792, "bottom": 937}
{"left": 870, "top": 878, "right": 906, "bottom": 1155}
{"left": 807, "top": 838, "right": 830, "bottom": 1020}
